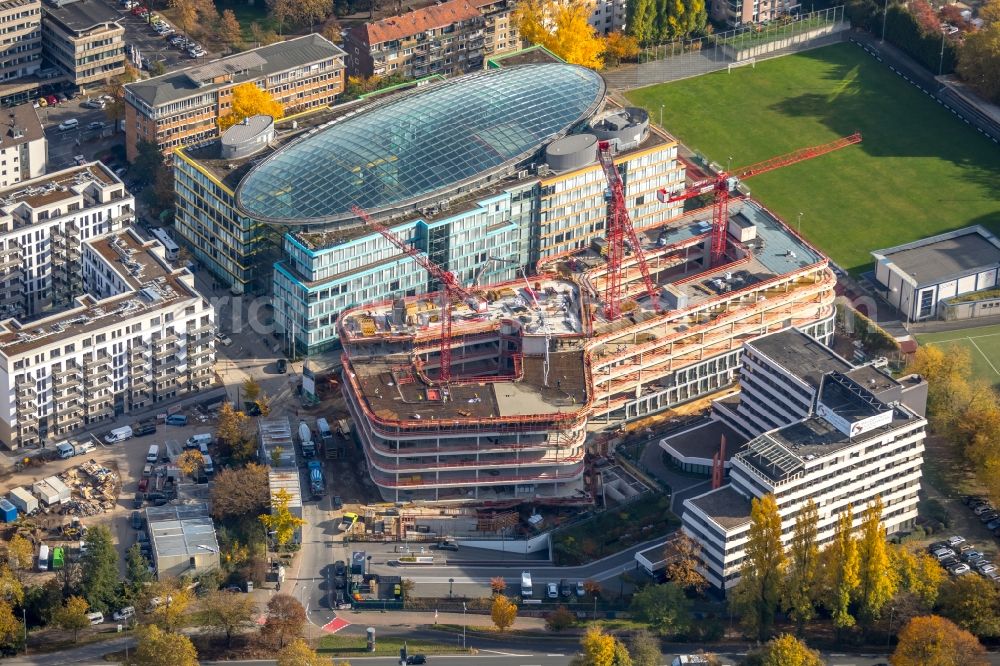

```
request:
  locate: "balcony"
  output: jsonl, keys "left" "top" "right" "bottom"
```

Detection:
{"left": 55, "top": 401, "right": 81, "bottom": 418}
{"left": 16, "top": 383, "right": 35, "bottom": 398}
{"left": 54, "top": 364, "right": 81, "bottom": 378}
{"left": 85, "top": 375, "right": 112, "bottom": 390}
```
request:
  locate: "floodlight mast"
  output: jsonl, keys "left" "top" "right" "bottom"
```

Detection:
{"left": 351, "top": 204, "right": 477, "bottom": 384}
{"left": 658, "top": 132, "right": 863, "bottom": 268}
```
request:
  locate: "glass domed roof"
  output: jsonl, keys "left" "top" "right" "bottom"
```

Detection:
{"left": 235, "top": 63, "right": 605, "bottom": 224}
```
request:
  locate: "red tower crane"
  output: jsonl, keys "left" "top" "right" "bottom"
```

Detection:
{"left": 597, "top": 140, "right": 661, "bottom": 322}
{"left": 658, "top": 132, "right": 862, "bottom": 267}
{"left": 351, "top": 204, "right": 477, "bottom": 384}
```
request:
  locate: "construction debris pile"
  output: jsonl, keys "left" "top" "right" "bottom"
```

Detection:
{"left": 58, "top": 460, "right": 121, "bottom": 516}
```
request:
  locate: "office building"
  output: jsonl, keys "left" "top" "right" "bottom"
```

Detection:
{"left": 0, "top": 167, "right": 215, "bottom": 450}
{"left": 589, "top": 0, "right": 627, "bottom": 35}
{"left": 679, "top": 329, "right": 927, "bottom": 589}
{"left": 0, "top": 102, "right": 46, "bottom": 188}
{"left": 124, "top": 33, "right": 345, "bottom": 161}
{"left": 41, "top": 0, "right": 124, "bottom": 86}
{"left": 871, "top": 225, "right": 1000, "bottom": 322}
{"left": 344, "top": 0, "right": 520, "bottom": 79}
{"left": 0, "top": 0, "right": 43, "bottom": 107}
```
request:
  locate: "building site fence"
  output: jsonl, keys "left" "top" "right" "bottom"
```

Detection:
{"left": 603, "top": 6, "right": 849, "bottom": 91}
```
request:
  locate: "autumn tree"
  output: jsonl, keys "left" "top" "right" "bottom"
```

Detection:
{"left": 575, "top": 626, "right": 632, "bottom": 666}
{"left": 854, "top": 497, "right": 896, "bottom": 624}
{"left": 5, "top": 534, "right": 33, "bottom": 576}
{"left": 514, "top": 0, "right": 606, "bottom": 69}
{"left": 124, "top": 543, "right": 154, "bottom": 603}
{"left": 890, "top": 544, "right": 943, "bottom": 619}
{"left": 53, "top": 595, "right": 90, "bottom": 642}
{"left": 169, "top": 0, "right": 198, "bottom": 36}
{"left": 628, "top": 0, "right": 705, "bottom": 44}
{"left": 626, "top": 0, "right": 657, "bottom": 45}
{"left": 491, "top": 594, "right": 518, "bottom": 632}
{"left": 176, "top": 449, "right": 205, "bottom": 480}
{"left": 290, "top": 0, "right": 333, "bottom": 30}
{"left": 821, "top": 505, "right": 859, "bottom": 633}
{"left": 262, "top": 594, "right": 306, "bottom": 648}
{"left": 783, "top": 498, "right": 819, "bottom": 630}
{"left": 627, "top": 628, "right": 661, "bottom": 666}
{"left": 211, "top": 463, "right": 270, "bottom": 520}
{"left": 891, "top": 615, "right": 988, "bottom": 666}
{"left": 0, "top": 565, "right": 23, "bottom": 608}
{"left": 0, "top": 600, "right": 22, "bottom": 653}
{"left": 103, "top": 63, "right": 140, "bottom": 130}
{"left": 260, "top": 488, "right": 306, "bottom": 547}
{"left": 277, "top": 638, "right": 328, "bottom": 666}
{"left": 629, "top": 582, "right": 689, "bottom": 636}
{"left": 200, "top": 589, "right": 257, "bottom": 647}
{"left": 321, "top": 19, "right": 342, "bottom": 45}
{"left": 243, "top": 377, "right": 261, "bottom": 403}
{"left": 131, "top": 623, "right": 199, "bottom": 666}
{"left": 219, "top": 83, "right": 285, "bottom": 131}
{"left": 143, "top": 579, "right": 193, "bottom": 632}
{"left": 662, "top": 533, "right": 707, "bottom": 593}
{"left": 218, "top": 9, "right": 243, "bottom": 53}
{"left": 747, "top": 634, "right": 823, "bottom": 666}
{"left": 545, "top": 605, "right": 576, "bottom": 632}
{"left": 266, "top": 0, "right": 293, "bottom": 34}
{"left": 215, "top": 401, "right": 255, "bottom": 461}
{"left": 603, "top": 31, "right": 640, "bottom": 66}
{"left": 490, "top": 576, "right": 507, "bottom": 595}
{"left": 937, "top": 574, "right": 1000, "bottom": 638}
{"left": 730, "top": 494, "right": 785, "bottom": 641}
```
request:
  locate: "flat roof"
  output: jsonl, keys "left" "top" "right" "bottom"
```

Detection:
{"left": 0, "top": 162, "right": 119, "bottom": 216}
{"left": 0, "top": 228, "right": 198, "bottom": 356}
{"left": 0, "top": 102, "right": 44, "bottom": 150}
{"left": 42, "top": 0, "right": 120, "bottom": 32}
{"left": 351, "top": 350, "right": 588, "bottom": 422}
{"left": 660, "top": 419, "right": 747, "bottom": 463}
{"left": 686, "top": 485, "right": 752, "bottom": 531}
{"left": 259, "top": 416, "right": 296, "bottom": 468}
{"left": 146, "top": 503, "right": 219, "bottom": 560}
{"left": 873, "top": 225, "right": 1000, "bottom": 286}
{"left": 267, "top": 468, "right": 302, "bottom": 508}
{"left": 125, "top": 33, "right": 344, "bottom": 108}
{"left": 746, "top": 327, "right": 852, "bottom": 389}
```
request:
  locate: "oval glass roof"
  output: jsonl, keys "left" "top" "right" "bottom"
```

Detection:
{"left": 235, "top": 63, "right": 605, "bottom": 224}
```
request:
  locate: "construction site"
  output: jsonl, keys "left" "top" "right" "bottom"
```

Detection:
{"left": 337, "top": 134, "right": 861, "bottom": 505}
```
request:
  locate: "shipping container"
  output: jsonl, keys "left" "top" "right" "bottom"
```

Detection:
{"left": 52, "top": 547, "right": 64, "bottom": 570}
{"left": 0, "top": 499, "right": 16, "bottom": 523}
{"left": 9, "top": 487, "right": 38, "bottom": 514}
{"left": 45, "top": 476, "right": 71, "bottom": 504}
{"left": 32, "top": 480, "right": 61, "bottom": 506}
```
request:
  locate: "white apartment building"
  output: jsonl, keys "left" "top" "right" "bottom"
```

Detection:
{"left": 0, "top": 102, "right": 46, "bottom": 189}
{"left": 589, "top": 0, "right": 627, "bottom": 35}
{"left": 681, "top": 330, "right": 927, "bottom": 589}
{"left": 0, "top": 165, "right": 215, "bottom": 449}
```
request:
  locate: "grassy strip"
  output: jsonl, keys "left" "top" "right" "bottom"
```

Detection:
{"left": 317, "top": 633, "right": 471, "bottom": 657}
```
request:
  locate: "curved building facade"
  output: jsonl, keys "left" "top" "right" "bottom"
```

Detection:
{"left": 236, "top": 64, "right": 606, "bottom": 225}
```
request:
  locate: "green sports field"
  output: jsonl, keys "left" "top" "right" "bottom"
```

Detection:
{"left": 916, "top": 323, "right": 1000, "bottom": 389}
{"left": 625, "top": 43, "right": 1000, "bottom": 274}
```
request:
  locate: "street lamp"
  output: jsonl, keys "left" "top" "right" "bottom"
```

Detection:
{"left": 880, "top": 0, "right": 889, "bottom": 42}
{"left": 592, "top": 593, "right": 598, "bottom": 620}
{"left": 659, "top": 104, "right": 664, "bottom": 128}
{"left": 887, "top": 606, "right": 896, "bottom": 647}
{"left": 449, "top": 577, "right": 454, "bottom": 598}
{"left": 462, "top": 602, "right": 467, "bottom": 649}
{"left": 938, "top": 29, "right": 947, "bottom": 76}
{"left": 797, "top": 211, "right": 804, "bottom": 234}
{"left": 727, "top": 155, "right": 733, "bottom": 173}
{"left": 366, "top": 555, "right": 372, "bottom": 577}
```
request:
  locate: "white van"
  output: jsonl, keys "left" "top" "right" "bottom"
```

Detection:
{"left": 86, "top": 611, "right": 104, "bottom": 625}
{"left": 37, "top": 544, "right": 49, "bottom": 571}
{"left": 146, "top": 445, "right": 159, "bottom": 463}
{"left": 185, "top": 433, "right": 212, "bottom": 450}
{"left": 58, "top": 118, "right": 79, "bottom": 132}
{"left": 105, "top": 425, "right": 133, "bottom": 443}
{"left": 56, "top": 441, "right": 75, "bottom": 459}
{"left": 520, "top": 571, "right": 532, "bottom": 597}
{"left": 202, "top": 454, "right": 214, "bottom": 475}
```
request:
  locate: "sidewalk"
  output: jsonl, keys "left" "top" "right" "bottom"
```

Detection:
{"left": 314, "top": 609, "right": 547, "bottom": 636}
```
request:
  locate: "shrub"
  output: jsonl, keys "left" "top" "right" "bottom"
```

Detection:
{"left": 545, "top": 605, "right": 576, "bottom": 632}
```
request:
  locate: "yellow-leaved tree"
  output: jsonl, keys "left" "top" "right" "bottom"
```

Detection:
{"left": 855, "top": 496, "right": 897, "bottom": 623}
{"left": 514, "top": 0, "right": 606, "bottom": 69}
{"left": 490, "top": 595, "right": 517, "bottom": 632}
{"left": 219, "top": 83, "right": 285, "bottom": 131}
{"left": 821, "top": 504, "right": 860, "bottom": 633}
{"left": 892, "top": 615, "right": 988, "bottom": 666}
{"left": 260, "top": 488, "right": 306, "bottom": 547}
{"left": 730, "top": 493, "right": 785, "bottom": 641}
{"left": 751, "top": 634, "right": 823, "bottom": 666}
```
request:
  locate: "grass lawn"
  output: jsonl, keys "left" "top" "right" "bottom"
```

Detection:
{"left": 916, "top": 322, "right": 1000, "bottom": 389}
{"left": 625, "top": 43, "right": 1000, "bottom": 274}
{"left": 318, "top": 633, "right": 470, "bottom": 657}
{"left": 214, "top": 0, "right": 281, "bottom": 42}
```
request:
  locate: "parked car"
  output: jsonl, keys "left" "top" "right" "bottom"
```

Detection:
{"left": 987, "top": 519, "right": 1000, "bottom": 530}
{"left": 973, "top": 504, "right": 994, "bottom": 515}
{"left": 962, "top": 550, "right": 985, "bottom": 563}
{"left": 546, "top": 582, "right": 558, "bottom": 599}
{"left": 948, "top": 563, "right": 971, "bottom": 576}
{"left": 940, "top": 556, "right": 959, "bottom": 568}
{"left": 981, "top": 511, "right": 999, "bottom": 523}
{"left": 112, "top": 606, "right": 135, "bottom": 621}
{"left": 46, "top": 95, "right": 59, "bottom": 106}
{"left": 334, "top": 561, "right": 346, "bottom": 577}
{"left": 933, "top": 547, "right": 955, "bottom": 560}
{"left": 405, "top": 655, "right": 426, "bottom": 665}
{"left": 215, "top": 333, "right": 232, "bottom": 346}
{"left": 433, "top": 541, "right": 459, "bottom": 551}
{"left": 947, "top": 535, "right": 966, "bottom": 546}
{"left": 131, "top": 511, "right": 143, "bottom": 530}
{"left": 88, "top": 121, "right": 105, "bottom": 131}
{"left": 576, "top": 581, "right": 586, "bottom": 597}
{"left": 965, "top": 495, "right": 986, "bottom": 506}
{"left": 332, "top": 495, "right": 343, "bottom": 510}
{"left": 559, "top": 578, "right": 572, "bottom": 597}
{"left": 957, "top": 543, "right": 975, "bottom": 553}
{"left": 276, "top": 358, "right": 288, "bottom": 374}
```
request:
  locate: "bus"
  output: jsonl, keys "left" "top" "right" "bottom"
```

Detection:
{"left": 149, "top": 227, "right": 179, "bottom": 261}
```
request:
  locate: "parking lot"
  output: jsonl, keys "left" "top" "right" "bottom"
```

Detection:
{"left": 926, "top": 495, "right": 1000, "bottom": 584}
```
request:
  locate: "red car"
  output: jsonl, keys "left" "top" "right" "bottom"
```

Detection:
{"left": 131, "top": 5, "right": 147, "bottom": 15}
{"left": 45, "top": 94, "right": 58, "bottom": 106}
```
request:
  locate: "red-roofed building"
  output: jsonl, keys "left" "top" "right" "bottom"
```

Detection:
{"left": 344, "top": 0, "right": 519, "bottom": 79}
